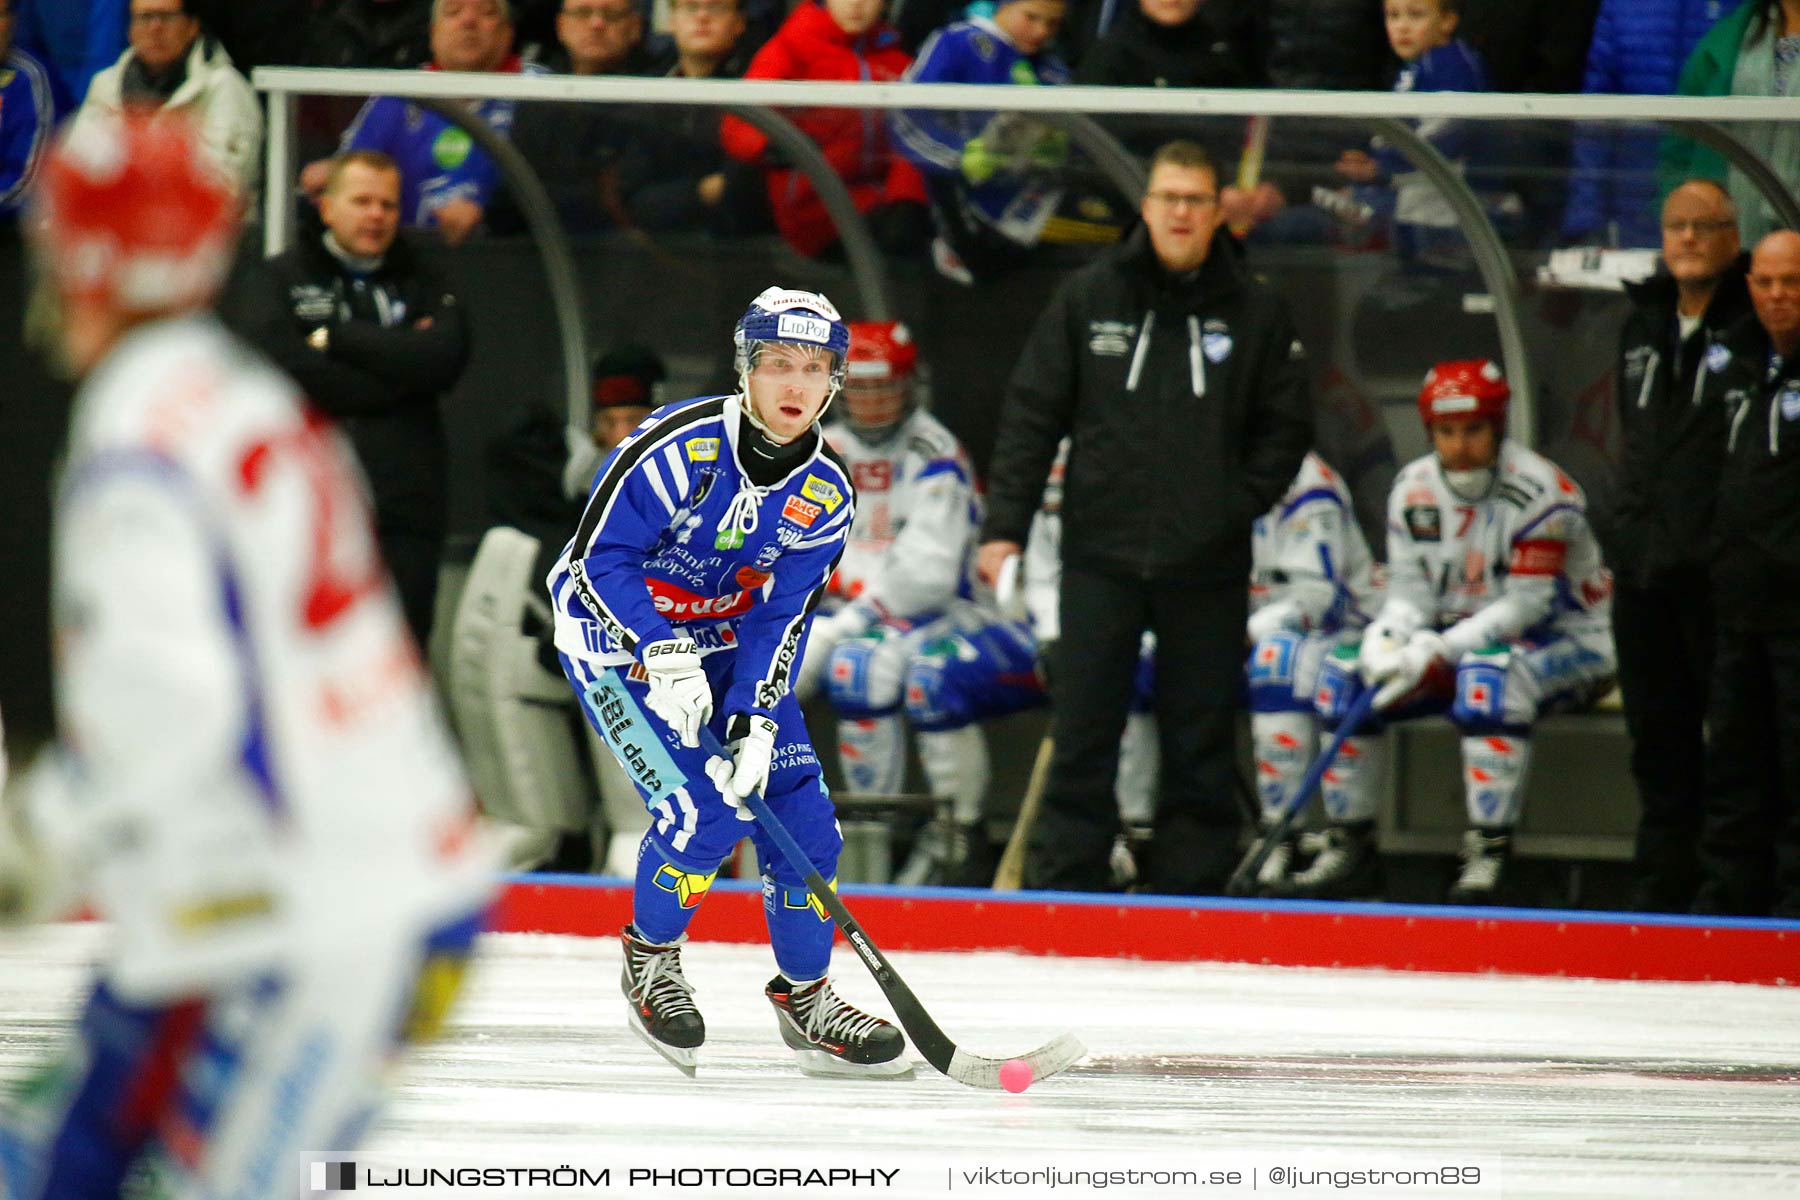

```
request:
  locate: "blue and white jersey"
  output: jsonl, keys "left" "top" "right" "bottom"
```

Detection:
{"left": 890, "top": 17, "right": 1069, "bottom": 241}
{"left": 549, "top": 393, "right": 856, "bottom": 720}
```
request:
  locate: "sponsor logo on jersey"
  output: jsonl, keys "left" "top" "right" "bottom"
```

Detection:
{"left": 715, "top": 527, "right": 746, "bottom": 550}
{"left": 736, "top": 565, "right": 771, "bottom": 589}
{"left": 1405, "top": 504, "right": 1442, "bottom": 542}
{"left": 776, "top": 313, "right": 833, "bottom": 344}
{"left": 800, "top": 475, "right": 843, "bottom": 512}
{"left": 782, "top": 495, "right": 822, "bottom": 527}
{"left": 777, "top": 525, "right": 804, "bottom": 546}
{"left": 645, "top": 577, "right": 756, "bottom": 619}
{"left": 652, "top": 863, "right": 717, "bottom": 908}
{"left": 681, "top": 624, "right": 738, "bottom": 650}
{"left": 1203, "top": 331, "right": 1233, "bottom": 363}
{"left": 1706, "top": 343, "right": 1733, "bottom": 374}
{"left": 685, "top": 437, "right": 719, "bottom": 461}
{"left": 1509, "top": 538, "right": 1566, "bottom": 577}
{"left": 290, "top": 284, "right": 336, "bottom": 323}
{"left": 853, "top": 461, "right": 892, "bottom": 492}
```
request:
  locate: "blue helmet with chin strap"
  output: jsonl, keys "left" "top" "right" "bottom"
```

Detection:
{"left": 732, "top": 287, "right": 851, "bottom": 414}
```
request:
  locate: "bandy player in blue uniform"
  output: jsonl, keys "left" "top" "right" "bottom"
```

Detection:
{"left": 547, "top": 288, "right": 908, "bottom": 1078}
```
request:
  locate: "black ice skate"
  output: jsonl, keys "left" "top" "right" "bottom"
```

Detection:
{"left": 621, "top": 926, "right": 704, "bottom": 1075}
{"left": 765, "top": 975, "right": 912, "bottom": 1078}
{"left": 1270, "top": 821, "right": 1383, "bottom": 900}
{"left": 1447, "top": 828, "right": 1511, "bottom": 906}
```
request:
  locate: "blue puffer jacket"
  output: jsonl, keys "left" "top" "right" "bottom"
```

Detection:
{"left": 1562, "top": 0, "right": 1743, "bottom": 244}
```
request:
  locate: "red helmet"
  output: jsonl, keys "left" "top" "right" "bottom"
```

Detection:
{"left": 1417, "top": 359, "right": 1509, "bottom": 427}
{"left": 845, "top": 321, "right": 918, "bottom": 384}
{"left": 32, "top": 110, "right": 238, "bottom": 313}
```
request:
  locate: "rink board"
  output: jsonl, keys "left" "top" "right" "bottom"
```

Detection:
{"left": 496, "top": 875, "right": 1799, "bottom": 987}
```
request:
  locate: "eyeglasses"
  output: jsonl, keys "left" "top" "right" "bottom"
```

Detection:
{"left": 564, "top": 3, "right": 636, "bottom": 20}
{"left": 672, "top": 0, "right": 736, "bottom": 14}
{"left": 1662, "top": 218, "right": 1736, "bottom": 236}
{"left": 1146, "top": 190, "right": 1218, "bottom": 211}
{"left": 130, "top": 10, "right": 192, "bottom": 26}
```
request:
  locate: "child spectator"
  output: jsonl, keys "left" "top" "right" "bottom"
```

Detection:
{"left": 1335, "top": 0, "right": 1490, "bottom": 271}
{"left": 891, "top": 0, "right": 1071, "bottom": 284}
{"left": 721, "top": 0, "right": 930, "bottom": 259}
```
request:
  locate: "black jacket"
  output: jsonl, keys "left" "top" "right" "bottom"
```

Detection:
{"left": 1707, "top": 316, "right": 1800, "bottom": 630}
{"left": 223, "top": 230, "right": 470, "bottom": 535}
{"left": 1599, "top": 256, "right": 1750, "bottom": 588}
{"left": 306, "top": 0, "right": 431, "bottom": 70}
{"left": 1260, "top": 0, "right": 1388, "bottom": 90}
{"left": 1072, "top": 2, "right": 1264, "bottom": 88}
{"left": 984, "top": 227, "right": 1312, "bottom": 582}
{"left": 1456, "top": 0, "right": 1599, "bottom": 93}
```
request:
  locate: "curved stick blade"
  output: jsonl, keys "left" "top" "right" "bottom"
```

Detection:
{"left": 945, "top": 1033, "right": 1088, "bottom": 1090}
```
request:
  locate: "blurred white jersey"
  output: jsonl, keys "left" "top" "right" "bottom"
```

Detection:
{"left": 1379, "top": 442, "right": 1612, "bottom": 655}
{"left": 45, "top": 315, "right": 493, "bottom": 1001}
{"left": 825, "top": 409, "right": 979, "bottom": 622}
{"left": 1250, "top": 452, "right": 1381, "bottom": 633}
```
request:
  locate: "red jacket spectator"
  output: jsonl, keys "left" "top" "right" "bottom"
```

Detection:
{"left": 720, "top": 0, "right": 927, "bottom": 258}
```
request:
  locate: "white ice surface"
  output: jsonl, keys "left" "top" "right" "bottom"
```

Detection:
{"left": 4, "top": 923, "right": 1800, "bottom": 1198}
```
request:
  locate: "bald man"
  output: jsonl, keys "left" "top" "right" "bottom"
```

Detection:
{"left": 1602, "top": 178, "right": 1747, "bottom": 913}
{"left": 1693, "top": 228, "right": 1800, "bottom": 918}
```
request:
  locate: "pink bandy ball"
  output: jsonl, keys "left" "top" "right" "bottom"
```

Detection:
{"left": 999, "top": 1058, "right": 1033, "bottom": 1093}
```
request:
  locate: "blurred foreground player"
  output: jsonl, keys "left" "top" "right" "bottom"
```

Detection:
{"left": 548, "top": 287, "right": 909, "bottom": 1077}
{"left": 0, "top": 112, "right": 496, "bottom": 1199}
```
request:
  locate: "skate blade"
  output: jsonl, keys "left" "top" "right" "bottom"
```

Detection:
{"left": 627, "top": 1012, "right": 698, "bottom": 1078}
{"left": 788, "top": 1047, "right": 915, "bottom": 1079}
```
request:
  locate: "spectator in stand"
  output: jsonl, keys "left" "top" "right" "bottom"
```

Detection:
{"left": 223, "top": 149, "right": 473, "bottom": 647}
{"left": 542, "top": 0, "right": 657, "bottom": 72}
{"left": 1693, "top": 229, "right": 1800, "bottom": 917}
{"left": 508, "top": 0, "right": 664, "bottom": 233}
{"left": 614, "top": 0, "right": 770, "bottom": 236}
{"left": 70, "top": 0, "right": 263, "bottom": 200}
{"left": 188, "top": 0, "right": 316, "bottom": 72}
{"left": 1335, "top": 0, "right": 1490, "bottom": 272}
{"left": 10, "top": 0, "right": 126, "bottom": 105}
{"left": 1456, "top": 0, "right": 1599, "bottom": 93}
{"left": 721, "top": 0, "right": 930, "bottom": 260}
{"left": 1600, "top": 179, "right": 1747, "bottom": 913}
{"left": 1563, "top": 0, "right": 1743, "bottom": 248}
{"left": 302, "top": 0, "right": 545, "bottom": 245}
{"left": 1, "top": 0, "right": 63, "bottom": 225}
{"left": 1073, "top": 0, "right": 1263, "bottom": 88}
{"left": 309, "top": 0, "right": 434, "bottom": 70}
{"left": 1663, "top": 0, "right": 1800, "bottom": 245}
{"left": 890, "top": 0, "right": 1072, "bottom": 285}
{"left": 1260, "top": 0, "right": 1388, "bottom": 90}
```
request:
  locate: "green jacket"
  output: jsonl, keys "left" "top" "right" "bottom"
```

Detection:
{"left": 1658, "top": 0, "right": 1759, "bottom": 193}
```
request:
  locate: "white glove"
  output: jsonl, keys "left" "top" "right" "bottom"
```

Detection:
{"left": 794, "top": 605, "right": 872, "bottom": 701}
{"left": 641, "top": 637, "right": 712, "bottom": 748}
{"left": 1370, "top": 630, "right": 1451, "bottom": 710}
{"left": 1246, "top": 600, "right": 1304, "bottom": 644}
{"left": 705, "top": 714, "right": 779, "bottom": 820}
{"left": 1357, "top": 621, "right": 1409, "bottom": 680}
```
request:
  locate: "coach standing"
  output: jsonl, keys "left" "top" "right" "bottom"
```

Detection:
{"left": 1599, "top": 178, "right": 1747, "bottom": 914}
{"left": 977, "top": 139, "right": 1311, "bottom": 893}
{"left": 226, "top": 149, "right": 471, "bottom": 647}
{"left": 1693, "top": 228, "right": 1800, "bottom": 918}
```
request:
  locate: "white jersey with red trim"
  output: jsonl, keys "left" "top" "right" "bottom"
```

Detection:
{"left": 1379, "top": 441, "right": 1612, "bottom": 655}
{"left": 824, "top": 408, "right": 979, "bottom": 623}
{"left": 1250, "top": 452, "right": 1381, "bottom": 633}
{"left": 42, "top": 315, "right": 493, "bottom": 1000}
